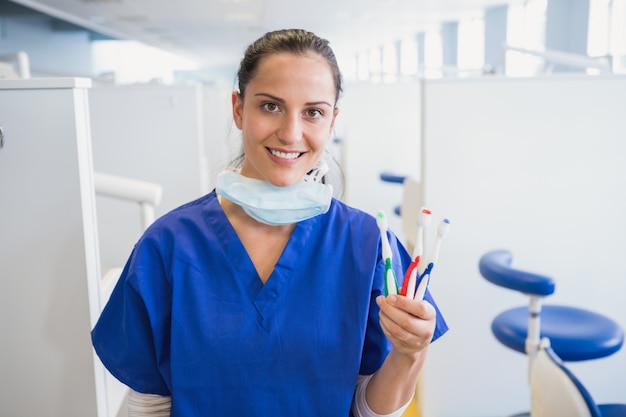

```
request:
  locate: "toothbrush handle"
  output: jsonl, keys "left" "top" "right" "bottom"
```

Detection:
{"left": 413, "top": 274, "right": 430, "bottom": 300}
{"left": 407, "top": 268, "right": 419, "bottom": 298}
{"left": 400, "top": 258, "right": 419, "bottom": 297}
{"left": 384, "top": 259, "right": 398, "bottom": 296}
{"left": 413, "top": 263, "right": 433, "bottom": 300}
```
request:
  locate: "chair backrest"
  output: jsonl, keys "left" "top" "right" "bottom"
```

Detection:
{"left": 530, "top": 338, "right": 601, "bottom": 417}
{"left": 400, "top": 176, "right": 422, "bottom": 255}
{"left": 479, "top": 250, "right": 556, "bottom": 296}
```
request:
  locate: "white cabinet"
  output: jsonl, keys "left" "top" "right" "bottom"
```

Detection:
{"left": 0, "top": 78, "right": 120, "bottom": 417}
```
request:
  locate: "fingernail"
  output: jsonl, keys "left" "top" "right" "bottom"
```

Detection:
{"left": 387, "top": 294, "right": 397, "bottom": 304}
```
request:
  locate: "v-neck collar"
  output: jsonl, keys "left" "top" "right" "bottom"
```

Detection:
{"left": 206, "top": 192, "right": 318, "bottom": 321}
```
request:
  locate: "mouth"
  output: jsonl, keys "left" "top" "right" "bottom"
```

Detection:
{"left": 268, "top": 148, "right": 304, "bottom": 160}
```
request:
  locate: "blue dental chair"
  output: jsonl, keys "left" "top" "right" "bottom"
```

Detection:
{"left": 478, "top": 249, "right": 625, "bottom": 416}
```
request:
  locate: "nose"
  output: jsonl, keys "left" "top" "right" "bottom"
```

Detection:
{"left": 277, "top": 113, "right": 303, "bottom": 144}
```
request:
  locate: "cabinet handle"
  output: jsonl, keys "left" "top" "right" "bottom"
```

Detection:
{"left": 0, "top": 126, "right": 4, "bottom": 149}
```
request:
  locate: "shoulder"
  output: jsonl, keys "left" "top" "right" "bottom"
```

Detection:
{"left": 326, "top": 198, "right": 377, "bottom": 226}
{"left": 134, "top": 192, "right": 223, "bottom": 253}
{"left": 148, "top": 192, "right": 219, "bottom": 232}
{"left": 121, "top": 192, "right": 224, "bottom": 283}
{"left": 324, "top": 198, "right": 378, "bottom": 236}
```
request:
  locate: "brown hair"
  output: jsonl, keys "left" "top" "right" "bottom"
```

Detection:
{"left": 237, "top": 29, "right": 343, "bottom": 104}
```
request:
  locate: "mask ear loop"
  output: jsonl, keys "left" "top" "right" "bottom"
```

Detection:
{"left": 304, "top": 151, "right": 331, "bottom": 183}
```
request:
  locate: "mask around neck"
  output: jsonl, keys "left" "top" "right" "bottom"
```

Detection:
{"left": 215, "top": 170, "right": 333, "bottom": 226}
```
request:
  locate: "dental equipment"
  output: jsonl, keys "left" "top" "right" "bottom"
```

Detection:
{"left": 376, "top": 211, "right": 398, "bottom": 296}
{"left": 414, "top": 218, "right": 450, "bottom": 300}
{"left": 400, "top": 208, "right": 431, "bottom": 297}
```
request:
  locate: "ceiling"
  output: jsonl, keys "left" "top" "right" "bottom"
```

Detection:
{"left": 7, "top": 0, "right": 512, "bottom": 72}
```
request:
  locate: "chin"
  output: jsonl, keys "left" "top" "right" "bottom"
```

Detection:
{"left": 269, "top": 180, "right": 296, "bottom": 188}
{"left": 268, "top": 175, "right": 304, "bottom": 188}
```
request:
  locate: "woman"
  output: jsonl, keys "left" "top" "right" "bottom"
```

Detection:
{"left": 92, "top": 28, "right": 448, "bottom": 417}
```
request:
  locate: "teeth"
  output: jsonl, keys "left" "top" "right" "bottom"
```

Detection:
{"left": 270, "top": 149, "right": 301, "bottom": 160}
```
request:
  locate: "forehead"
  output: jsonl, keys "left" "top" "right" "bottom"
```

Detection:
{"left": 247, "top": 52, "right": 336, "bottom": 101}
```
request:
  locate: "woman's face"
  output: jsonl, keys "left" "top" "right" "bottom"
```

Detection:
{"left": 232, "top": 52, "right": 339, "bottom": 187}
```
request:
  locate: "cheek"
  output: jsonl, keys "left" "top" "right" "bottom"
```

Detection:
{"left": 308, "top": 124, "right": 333, "bottom": 149}
{"left": 241, "top": 116, "right": 268, "bottom": 144}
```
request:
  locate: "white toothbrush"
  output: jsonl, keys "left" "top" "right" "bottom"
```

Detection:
{"left": 401, "top": 207, "right": 431, "bottom": 297}
{"left": 414, "top": 218, "right": 450, "bottom": 300}
{"left": 376, "top": 210, "right": 398, "bottom": 296}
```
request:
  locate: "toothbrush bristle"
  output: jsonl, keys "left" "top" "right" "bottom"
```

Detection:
{"left": 376, "top": 211, "right": 387, "bottom": 228}
{"left": 418, "top": 207, "right": 432, "bottom": 227}
{"left": 438, "top": 218, "right": 451, "bottom": 235}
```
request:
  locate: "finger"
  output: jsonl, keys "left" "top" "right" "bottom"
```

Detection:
{"left": 382, "top": 294, "right": 436, "bottom": 321}
{"left": 379, "top": 309, "right": 433, "bottom": 355}
{"left": 377, "top": 298, "right": 426, "bottom": 338}
{"left": 378, "top": 311, "right": 414, "bottom": 345}
{"left": 377, "top": 296, "right": 437, "bottom": 344}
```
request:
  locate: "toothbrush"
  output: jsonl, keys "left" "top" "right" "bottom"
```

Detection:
{"left": 416, "top": 207, "right": 432, "bottom": 266}
{"left": 400, "top": 207, "right": 431, "bottom": 297}
{"left": 416, "top": 208, "right": 434, "bottom": 277}
{"left": 414, "top": 218, "right": 451, "bottom": 300}
{"left": 376, "top": 211, "right": 398, "bottom": 296}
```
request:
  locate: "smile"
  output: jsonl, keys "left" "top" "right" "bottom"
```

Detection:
{"left": 269, "top": 148, "right": 303, "bottom": 160}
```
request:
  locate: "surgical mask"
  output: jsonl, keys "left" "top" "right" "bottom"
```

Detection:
{"left": 215, "top": 170, "right": 333, "bottom": 226}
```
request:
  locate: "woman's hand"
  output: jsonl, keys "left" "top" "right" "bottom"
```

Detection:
{"left": 376, "top": 294, "right": 436, "bottom": 358}
{"left": 361, "top": 294, "right": 437, "bottom": 415}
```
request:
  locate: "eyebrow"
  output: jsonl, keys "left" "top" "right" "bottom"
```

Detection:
{"left": 254, "top": 93, "right": 333, "bottom": 108}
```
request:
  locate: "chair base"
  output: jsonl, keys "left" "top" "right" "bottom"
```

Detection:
{"left": 492, "top": 305, "right": 624, "bottom": 361}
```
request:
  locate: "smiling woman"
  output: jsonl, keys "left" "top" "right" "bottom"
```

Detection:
{"left": 91, "top": 28, "right": 448, "bottom": 417}
{"left": 232, "top": 51, "right": 338, "bottom": 186}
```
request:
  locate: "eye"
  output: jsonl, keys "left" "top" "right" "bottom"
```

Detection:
{"left": 305, "top": 108, "right": 323, "bottom": 119}
{"left": 262, "top": 102, "right": 280, "bottom": 112}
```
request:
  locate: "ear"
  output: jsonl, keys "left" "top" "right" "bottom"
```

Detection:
{"left": 232, "top": 91, "right": 243, "bottom": 130}
{"left": 329, "top": 107, "right": 339, "bottom": 133}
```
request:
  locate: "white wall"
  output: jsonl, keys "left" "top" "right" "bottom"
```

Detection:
{"left": 89, "top": 84, "right": 207, "bottom": 272}
{"left": 0, "top": 14, "right": 94, "bottom": 77}
{"left": 338, "top": 81, "right": 422, "bottom": 238}
{"left": 420, "top": 74, "right": 626, "bottom": 417}
{"left": 201, "top": 83, "right": 240, "bottom": 190}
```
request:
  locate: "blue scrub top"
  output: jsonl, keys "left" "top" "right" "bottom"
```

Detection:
{"left": 92, "top": 192, "right": 448, "bottom": 416}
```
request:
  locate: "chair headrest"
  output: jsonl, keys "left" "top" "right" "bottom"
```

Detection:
{"left": 478, "top": 250, "right": 555, "bottom": 296}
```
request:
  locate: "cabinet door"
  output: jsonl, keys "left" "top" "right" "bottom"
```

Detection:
{"left": 0, "top": 83, "right": 101, "bottom": 416}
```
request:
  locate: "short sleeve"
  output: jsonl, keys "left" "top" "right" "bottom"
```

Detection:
{"left": 91, "top": 239, "right": 172, "bottom": 396}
